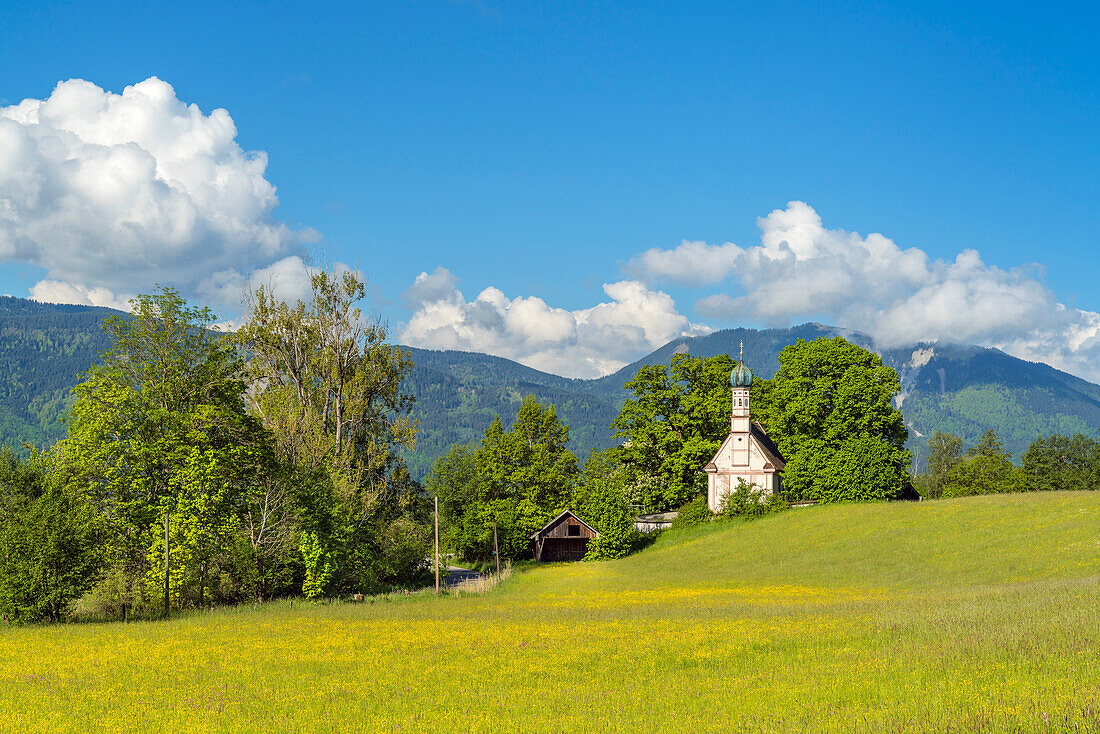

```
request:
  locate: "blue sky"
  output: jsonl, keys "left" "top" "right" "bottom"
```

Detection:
{"left": 1, "top": 1, "right": 1098, "bottom": 377}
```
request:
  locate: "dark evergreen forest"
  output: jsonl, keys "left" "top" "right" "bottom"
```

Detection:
{"left": 0, "top": 296, "right": 115, "bottom": 449}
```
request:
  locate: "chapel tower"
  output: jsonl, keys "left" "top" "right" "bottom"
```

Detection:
{"left": 730, "top": 341, "right": 752, "bottom": 465}
{"left": 702, "top": 341, "right": 786, "bottom": 512}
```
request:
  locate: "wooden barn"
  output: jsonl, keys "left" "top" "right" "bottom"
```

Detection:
{"left": 530, "top": 510, "right": 598, "bottom": 562}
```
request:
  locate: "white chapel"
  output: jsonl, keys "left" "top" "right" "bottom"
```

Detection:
{"left": 703, "top": 343, "right": 786, "bottom": 512}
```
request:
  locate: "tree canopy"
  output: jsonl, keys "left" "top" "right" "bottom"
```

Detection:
{"left": 752, "top": 337, "right": 911, "bottom": 502}
{"left": 430, "top": 396, "right": 579, "bottom": 564}
{"left": 612, "top": 353, "right": 735, "bottom": 512}
{"left": 65, "top": 287, "right": 265, "bottom": 611}
{"left": 237, "top": 266, "right": 429, "bottom": 596}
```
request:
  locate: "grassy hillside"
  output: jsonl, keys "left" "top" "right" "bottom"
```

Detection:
{"left": 5, "top": 493, "right": 1100, "bottom": 732}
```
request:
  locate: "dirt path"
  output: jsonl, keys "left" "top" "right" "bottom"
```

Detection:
{"left": 444, "top": 566, "right": 483, "bottom": 587}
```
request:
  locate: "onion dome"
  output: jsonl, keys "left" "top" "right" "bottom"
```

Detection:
{"left": 730, "top": 361, "right": 752, "bottom": 387}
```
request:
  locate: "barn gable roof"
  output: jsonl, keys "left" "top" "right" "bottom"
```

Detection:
{"left": 530, "top": 509, "right": 599, "bottom": 540}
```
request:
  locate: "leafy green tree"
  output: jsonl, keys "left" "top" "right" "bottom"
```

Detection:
{"left": 475, "top": 398, "right": 579, "bottom": 560}
{"left": 238, "top": 267, "right": 427, "bottom": 594}
{"left": 914, "top": 431, "right": 964, "bottom": 499}
{"left": 1023, "top": 434, "right": 1100, "bottom": 492}
{"left": 575, "top": 450, "right": 637, "bottom": 561}
{"left": 0, "top": 448, "right": 103, "bottom": 622}
{"left": 427, "top": 443, "right": 480, "bottom": 551}
{"left": 752, "top": 337, "right": 910, "bottom": 502}
{"left": 783, "top": 436, "right": 911, "bottom": 503}
{"left": 432, "top": 397, "right": 578, "bottom": 563}
{"left": 942, "top": 430, "right": 1026, "bottom": 497}
{"left": 968, "top": 429, "right": 1007, "bottom": 459}
{"left": 65, "top": 287, "right": 266, "bottom": 612}
{"left": 613, "top": 353, "right": 736, "bottom": 511}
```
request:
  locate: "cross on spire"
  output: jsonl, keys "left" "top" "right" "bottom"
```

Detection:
{"left": 739, "top": 340, "right": 743, "bottom": 361}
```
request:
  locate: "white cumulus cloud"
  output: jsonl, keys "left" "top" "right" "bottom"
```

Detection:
{"left": 0, "top": 77, "right": 316, "bottom": 312}
{"left": 630, "top": 201, "right": 1100, "bottom": 381}
{"left": 399, "top": 268, "right": 710, "bottom": 378}
{"left": 28, "top": 280, "right": 132, "bottom": 311}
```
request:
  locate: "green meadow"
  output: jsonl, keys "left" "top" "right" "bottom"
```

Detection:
{"left": 5, "top": 492, "right": 1100, "bottom": 733}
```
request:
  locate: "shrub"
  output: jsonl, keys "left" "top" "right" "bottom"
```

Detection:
{"left": 719, "top": 479, "right": 789, "bottom": 519}
{"left": 670, "top": 495, "right": 712, "bottom": 529}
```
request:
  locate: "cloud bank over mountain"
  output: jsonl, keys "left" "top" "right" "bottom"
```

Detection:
{"left": 4, "top": 77, "right": 1096, "bottom": 383}
{"left": 628, "top": 201, "right": 1100, "bottom": 381}
{"left": 0, "top": 77, "right": 321, "bottom": 312}
{"left": 399, "top": 268, "right": 710, "bottom": 378}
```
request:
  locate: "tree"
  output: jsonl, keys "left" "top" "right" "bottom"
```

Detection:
{"left": 1023, "top": 434, "right": 1100, "bottom": 492}
{"left": 783, "top": 436, "right": 911, "bottom": 503}
{"left": 752, "top": 337, "right": 911, "bottom": 502}
{"left": 65, "top": 287, "right": 265, "bottom": 613}
{"left": 915, "top": 431, "right": 964, "bottom": 499}
{"left": 969, "top": 429, "right": 1007, "bottom": 459}
{"left": 575, "top": 450, "right": 637, "bottom": 561}
{"left": 0, "top": 448, "right": 103, "bottom": 623}
{"left": 612, "top": 353, "right": 736, "bottom": 511}
{"left": 432, "top": 397, "right": 579, "bottom": 563}
{"left": 942, "top": 430, "right": 1026, "bottom": 497}
{"left": 236, "top": 469, "right": 300, "bottom": 603}
{"left": 427, "top": 443, "right": 480, "bottom": 552}
{"left": 237, "top": 266, "right": 427, "bottom": 594}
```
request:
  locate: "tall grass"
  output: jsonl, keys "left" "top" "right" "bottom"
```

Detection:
{"left": 4, "top": 492, "right": 1100, "bottom": 732}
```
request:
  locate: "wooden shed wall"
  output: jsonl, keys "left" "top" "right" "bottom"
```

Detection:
{"left": 539, "top": 537, "right": 590, "bottom": 562}
{"left": 541, "top": 516, "right": 597, "bottom": 539}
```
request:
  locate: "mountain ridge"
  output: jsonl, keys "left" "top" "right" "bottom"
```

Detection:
{"left": 2, "top": 295, "right": 1098, "bottom": 477}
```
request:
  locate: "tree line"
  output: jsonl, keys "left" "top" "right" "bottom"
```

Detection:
{"left": 428, "top": 336, "right": 917, "bottom": 565}
{"left": 0, "top": 272, "right": 431, "bottom": 623}
{"left": 915, "top": 428, "right": 1100, "bottom": 498}
{"left": 430, "top": 335, "right": 1100, "bottom": 568}
{"left": 7, "top": 302, "right": 1095, "bottom": 623}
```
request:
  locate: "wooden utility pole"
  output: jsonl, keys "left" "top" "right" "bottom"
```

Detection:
{"left": 492, "top": 519, "right": 500, "bottom": 576}
{"left": 434, "top": 496, "right": 440, "bottom": 594}
{"left": 163, "top": 508, "right": 170, "bottom": 619}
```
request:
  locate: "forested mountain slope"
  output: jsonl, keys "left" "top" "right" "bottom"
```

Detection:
{"left": 0, "top": 296, "right": 114, "bottom": 448}
{"left": 401, "top": 348, "right": 620, "bottom": 477}
{"left": 3, "top": 295, "right": 1099, "bottom": 476}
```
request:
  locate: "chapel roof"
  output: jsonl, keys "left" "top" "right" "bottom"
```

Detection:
{"left": 750, "top": 421, "right": 786, "bottom": 470}
{"left": 730, "top": 340, "right": 753, "bottom": 387}
{"left": 730, "top": 361, "right": 753, "bottom": 387}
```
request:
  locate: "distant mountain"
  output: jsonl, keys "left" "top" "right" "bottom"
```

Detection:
{"left": 401, "top": 348, "right": 621, "bottom": 478}
{"left": 589, "top": 326, "right": 1100, "bottom": 468}
{"left": 0, "top": 296, "right": 115, "bottom": 449}
{"left": 2, "top": 295, "right": 1098, "bottom": 477}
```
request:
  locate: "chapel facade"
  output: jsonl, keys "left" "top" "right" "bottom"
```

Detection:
{"left": 703, "top": 345, "right": 786, "bottom": 512}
